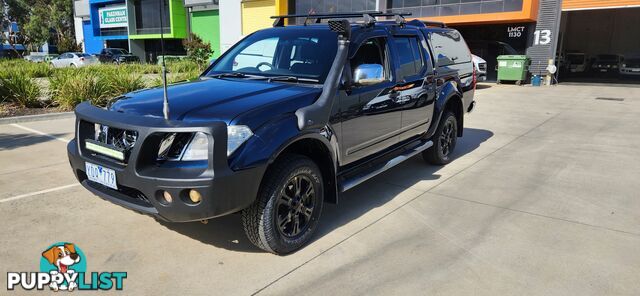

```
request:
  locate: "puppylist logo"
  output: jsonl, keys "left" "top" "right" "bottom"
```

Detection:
{"left": 7, "top": 242, "right": 127, "bottom": 292}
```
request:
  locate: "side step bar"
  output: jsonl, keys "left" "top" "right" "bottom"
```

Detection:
{"left": 339, "top": 140, "right": 433, "bottom": 192}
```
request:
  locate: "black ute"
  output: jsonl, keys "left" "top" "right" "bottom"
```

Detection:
{"left": 67, "top": 12, "right": 476, "bottom": 254}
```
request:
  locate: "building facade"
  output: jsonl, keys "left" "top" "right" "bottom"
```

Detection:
{"left": 74, "top": 0, "right": 224, "bottom": 62}
{"left": 72, "top": 0, "right": 640, "bottom": 84}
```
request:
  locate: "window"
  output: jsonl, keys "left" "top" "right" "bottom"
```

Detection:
{"left": 209, "top": 29, "right": 338, "bottom": 82}
{"left": 387, "top": 0, "right": 524, "bottom": 17}
{"left": 233, "top": 37, "right": 279, "bottom": 71}
{"left": 392, "top": 36, "right": 424, "bottom": 80}
{"left": 350, "top": 38, "right": 388, "bottom": 84}
{"left": 133, "top": 0, "right": 170, "bottom": 35}
{"left": 429, "top": 30, "right": 471, "bottom": 67}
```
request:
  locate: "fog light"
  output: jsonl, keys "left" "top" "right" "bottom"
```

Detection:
{"left": 162, "top": 191, "right": 173, "bottom": 204}
{"left": 189, "top": 189, "right": 202, "bottom": 204}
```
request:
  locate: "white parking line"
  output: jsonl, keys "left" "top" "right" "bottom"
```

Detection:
{"left": 0, "top": 184, "right": 80, "bottom": 203}
{"left": 9, "top": 123, "right": 71, "bottom": 143}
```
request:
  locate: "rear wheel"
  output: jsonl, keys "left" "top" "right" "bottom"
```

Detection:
{"left": 423, "top": 111, "right": 458, "bottom": 165}
{"left": 242, "top": 154, "right": 323, "bottom": 255}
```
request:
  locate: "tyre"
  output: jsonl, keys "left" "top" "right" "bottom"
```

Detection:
{"left": 242, "top": 154, "right": 324, "bottom": 255}
{"left": 423, "top": 111, "right": 458, "bottom": 165}
{"left": 516, "top": 80, "right": 522, "bottom": 86}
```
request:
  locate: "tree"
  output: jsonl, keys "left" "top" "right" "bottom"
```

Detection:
{"left": 22, "top": 3, "right": 49, "bottom": 50}
{"left": 182, "top": 33, "right": 214, "bottom": 68}
{"left": 1, "top": 0, "right": 29, "bottom": 56}
{"left": 2, "top": 0, "right": 76, "bottom": 55}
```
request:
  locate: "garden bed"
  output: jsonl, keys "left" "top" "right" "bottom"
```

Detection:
{"left": 0, "top": 102, "right": 65, "bottom": 118}
{"left": 0, "top": 59, "right": 203, "bottom": 118}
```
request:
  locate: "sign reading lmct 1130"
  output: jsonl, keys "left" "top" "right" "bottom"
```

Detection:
{"left": 99, "top": 6, "right": 128, "bottom": 28}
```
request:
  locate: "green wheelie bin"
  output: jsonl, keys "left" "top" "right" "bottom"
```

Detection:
{"left": 496, "top": 55, "right": 530, "bottom": 85}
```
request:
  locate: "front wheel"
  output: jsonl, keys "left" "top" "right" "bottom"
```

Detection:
{"left": 242, "top": 154, "right": 324, "bottom": 255}
{"left": 423, "top": 111, "right": 458, "bottom": 165}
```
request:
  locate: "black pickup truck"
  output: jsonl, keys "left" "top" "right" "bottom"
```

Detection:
{"left": 67, "top": 12, "right": 476, "bottom": 254}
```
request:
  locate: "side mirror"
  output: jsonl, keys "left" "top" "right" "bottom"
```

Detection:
{"left": 353, "top": 64, "right": 385, "bottom": 86}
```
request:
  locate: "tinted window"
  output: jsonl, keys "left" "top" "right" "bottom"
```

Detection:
{"left": 392, "top": 36, "right": 424, "bottom": 80}
{"left": 209, "top": 29, "right": 338, "bottom": 82}
{"left": 350, "top": 37, "right": 389, "bottom": 83}
{"left": 429, "top": 30, "right": 471, "bottom": 67}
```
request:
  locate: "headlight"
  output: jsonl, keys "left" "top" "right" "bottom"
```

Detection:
{"left": 227, "top": 125, "right": 253, "bottom": 156}
{"left": 622, "top": 64, "right": 626, "bottom": 68}
{"left": 182, "top": 132, "right": 209, "bottom": 161}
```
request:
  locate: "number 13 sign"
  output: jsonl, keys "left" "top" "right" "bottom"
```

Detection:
{"left": 534, "top": 30, "right": 552, "bottom": 45}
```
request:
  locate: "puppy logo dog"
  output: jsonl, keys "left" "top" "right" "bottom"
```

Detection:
{"left": 41, "top": 243, "right": 81, "bottom": 291}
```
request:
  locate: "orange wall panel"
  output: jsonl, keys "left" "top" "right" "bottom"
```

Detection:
{"left": 563, "top": 0, "right": 640, "bottom": 10}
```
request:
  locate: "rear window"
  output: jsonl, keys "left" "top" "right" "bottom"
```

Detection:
{"left": 429, "top": 30, "right": 471, "bottom": 67}
{"left": 392, "top": 36, "right": 424, "bottom": 80}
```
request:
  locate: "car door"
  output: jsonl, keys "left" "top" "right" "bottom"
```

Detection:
{"left": 100, "top": 49, "right": 109, "bottom": 62}
{"left": 388, "top": 29, "right": 436, "bottom": 142}
{"left": 338, "top": 32, "right": 402, "bottom": 165}
{"left": 53, "top": 54, "right": 67, "bottom": 68}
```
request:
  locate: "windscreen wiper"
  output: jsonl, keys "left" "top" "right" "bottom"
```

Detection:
{"left": 208, "top": 72, "right": 250, "bottom": 79}
{"left": 264, "top": 76, "right": 320, "bottom": 83}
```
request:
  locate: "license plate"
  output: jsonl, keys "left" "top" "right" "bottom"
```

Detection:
{"left": 600, "top": 69, "right": 607, "bottom": 72}
{"left": 85, "top": 162, "right": 118, "bottom": 190}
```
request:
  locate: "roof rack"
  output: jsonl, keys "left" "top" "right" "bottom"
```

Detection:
{"left": 271, "top": 11, "right": 412, "bottom": 28}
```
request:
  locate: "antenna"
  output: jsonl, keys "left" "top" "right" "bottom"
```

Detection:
{"left": 159, "top": 0, "right": 170, "bottom": 120}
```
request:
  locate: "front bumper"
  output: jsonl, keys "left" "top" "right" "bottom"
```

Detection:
{"left": 67, "top": 102, "right": 264, "bottom": 222}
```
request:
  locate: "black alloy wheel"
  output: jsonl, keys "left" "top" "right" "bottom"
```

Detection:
{"left": 423, "top": 111, "right": 458, "bottom": 165}
{"left": 439, "top": 117, "right": 456, "bottom": 157}
{"left": 275, "top": 174, "right": 316, "bottom": 238}
{"left": 242, "top": 154, "right": 324, "bottom": 255}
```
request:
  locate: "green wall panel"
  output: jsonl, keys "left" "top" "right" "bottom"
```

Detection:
{"left": 190, "top": 10, "right": 221, "bottom": 58}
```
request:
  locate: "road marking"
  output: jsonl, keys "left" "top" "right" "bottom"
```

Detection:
{"left": 9, "top": 123, "right": 71, "bottom": 143}
{"left": 0, "top": 184, "right": 80, "bottom": 203}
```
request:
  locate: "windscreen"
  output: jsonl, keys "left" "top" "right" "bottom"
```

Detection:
{"left": 568, "top": 54, "right": 585, "bottom": 64}
{"left": 207, "top": 28, "right": 338, "bottom": 83}
{"left": 597, "top": 55, "right": 619, "bottom": 61}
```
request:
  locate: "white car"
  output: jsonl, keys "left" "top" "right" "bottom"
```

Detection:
{"left": 620, "top": 56, "right": 640, "bottom": 76}
{"left": 472, "top": 54, "right": 487, "bottom": 81}
{"left": 50, "top": 52, "right": 99, "bottom": 68}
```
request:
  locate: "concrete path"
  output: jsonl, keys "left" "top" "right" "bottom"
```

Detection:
{"left": 1, "top": 84, "right": 639, "bottom": 295}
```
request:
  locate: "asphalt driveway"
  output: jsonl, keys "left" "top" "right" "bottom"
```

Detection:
{"left": 1, "top": 84, "right": 639, "bottom": 295}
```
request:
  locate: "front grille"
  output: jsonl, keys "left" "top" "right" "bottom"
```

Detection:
{"left": 79, "top": 120, "right": 139, "bottom": 163}
{"left": 478, "top": 63, "right": 487, "bottom": 71}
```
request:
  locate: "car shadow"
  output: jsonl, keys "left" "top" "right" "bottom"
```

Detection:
{"left": 0, "top": 133, "right": 68, "bottom": 150}
{"left": 158, "top": 128, "right": 493, "bottom": 253}
{"left": 157, "top": 214, "right": 262, "bottom": 253}
{"left": 475, "top": 83, "right": 493, "bottom": 90}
